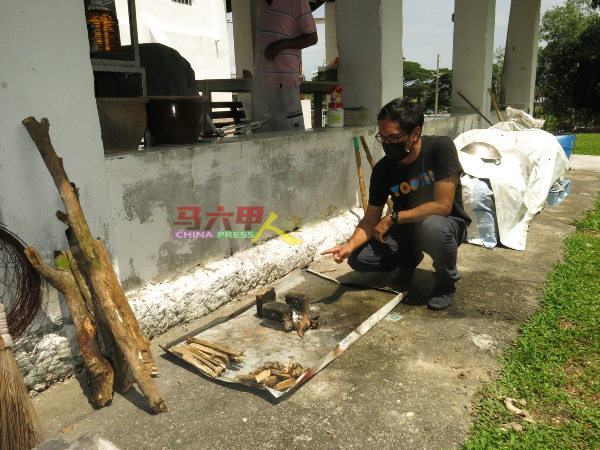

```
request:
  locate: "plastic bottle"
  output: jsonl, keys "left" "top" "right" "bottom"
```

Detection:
{"left": 327, "top": 102, "right": 344, "bottom": 128}
{"left": 86, "top": 0, "right": 122, "bottom": 52}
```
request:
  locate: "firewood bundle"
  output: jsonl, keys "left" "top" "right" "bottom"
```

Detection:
{"left": 21, "top": 117, "right": 167, "bottom": 413}
{"left": 169, "top": 337, "right": 244, "bottom": 378}
{"left": 235, "top": 361, "right": 309, "bottom": 390}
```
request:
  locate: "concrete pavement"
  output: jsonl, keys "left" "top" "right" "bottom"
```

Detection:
{"left": 32, "top": 162, "right": 600, "bottom": 450}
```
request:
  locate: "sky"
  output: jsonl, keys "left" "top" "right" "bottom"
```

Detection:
{"left": 227, "top": 0, "right": 566, "bottom": 77}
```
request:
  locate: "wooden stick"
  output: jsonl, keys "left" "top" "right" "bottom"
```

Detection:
{"left": 22, "top": 117, "right": 166, "bottom": 413}
{"left": 457, "top": 92, "right": 494, "bottom": 126}
{"left": 359, "top": 137, "right": 393, "bottom": 211}
{"left": 488, "top": 88, "right": 503, "bottom": 122}
{"left": 25, "top": 247, "right": 114, "bottom": 407}
{"left": 353, "top": 137, "right": 369, "bottom": 213}
{"left": 171, "top": 345, "right": 218, "bottom": 378}
{"left": 186, "top": 337, "right": 243, "bottom": 357}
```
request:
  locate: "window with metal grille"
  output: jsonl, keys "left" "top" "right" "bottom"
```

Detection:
{"left": 172, "top": 0, "right": 192, "bottom": 5}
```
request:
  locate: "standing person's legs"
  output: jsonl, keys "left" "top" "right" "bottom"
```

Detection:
{"left": 274, "top": 85, "right": 305, "bottom": 131}
{"left": 419, "top": 215, "right": 467, "bottom": 309}
{"left": 347, "top": 223, "right": 421, "bottom": 274}
{"left": 253, "top": 84, "right": 304, "bottom": 133}
{"left": 252, "top": 82, "right": 278, "bottom": 133}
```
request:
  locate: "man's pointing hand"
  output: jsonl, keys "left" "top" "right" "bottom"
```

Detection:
{"left": 320, "top": 244, "right": 354, "bottom": 264}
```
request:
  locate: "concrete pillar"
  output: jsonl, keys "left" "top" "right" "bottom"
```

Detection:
{"left": 231, "top": 0, "right": 258, "bottom": 77}
{"left": 231, "top": 0, "right": 258, "bottom": 118}
{"left": 450, "top": 0, "right": 496, "bottom": 120}
{"left": 325, "top": 2, "right": 338, "bottom": 64}
{"left": 336, "top": 0, "right": 403, "bottom": 125}
{"left": 500, "top": 0, "right": 541, "bottom": 113}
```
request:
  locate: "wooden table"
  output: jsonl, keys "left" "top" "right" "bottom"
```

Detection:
{"left": 196, "top": 79, "right": 337, "bottom": 128}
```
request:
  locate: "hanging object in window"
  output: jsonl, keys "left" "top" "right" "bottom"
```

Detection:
{"left": 86, "top": 0, "right": 122, "bottom": 52}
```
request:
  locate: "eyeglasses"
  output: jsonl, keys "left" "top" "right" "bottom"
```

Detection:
{"left": 375, "top": 131, "right": 409, "bottom": 144}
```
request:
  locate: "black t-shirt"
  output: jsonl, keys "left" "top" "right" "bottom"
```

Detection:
{"left": 369, "top": 135, "right": 471, "bottom": 226}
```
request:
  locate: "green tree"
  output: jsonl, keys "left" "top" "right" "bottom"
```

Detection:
{"left": 403, "top": 60, "right": 434, "bottom": 87}
{"left": 423, "top": 68, "right": 452, "bottom": 112}
{"left": 491, "top": 46, "right": 504, "bottom": 100}
{"left": 536, "top": 0, "right": 600, "bottom": 130}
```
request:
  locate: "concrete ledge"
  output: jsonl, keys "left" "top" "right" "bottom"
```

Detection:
{"left": 127, "top": 208, "right": 362, "bottom": 339}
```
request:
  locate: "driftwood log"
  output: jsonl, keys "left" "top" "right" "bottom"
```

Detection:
{"left": 68, "top": 247, "right": 135, "bottom": 392}
{"left": 24, "top": 247, "right": 114, "bottom": 407}
{"left": 22, "top": 116, "right": 166, "bottom": 413}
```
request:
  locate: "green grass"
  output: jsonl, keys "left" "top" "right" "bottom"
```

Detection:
{"left": 574, "top": 134, "right": 600, "bottom": 156}
{"left": 462, "top": 193, "right": 600, "bottom": 449}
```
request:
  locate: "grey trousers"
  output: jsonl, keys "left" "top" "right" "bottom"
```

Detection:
{"left": 347, "top": 215, "right": 467, "bottom": 286}
{"left": 252, "top": 83, "right": 305, "bottom": 133}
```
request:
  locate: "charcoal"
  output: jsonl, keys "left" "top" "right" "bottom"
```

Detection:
{"left": 256, "top": 287, "right": 276, "bottom": 317}
{"left": 285, "top": 292, "right": 310, "bottom": 313}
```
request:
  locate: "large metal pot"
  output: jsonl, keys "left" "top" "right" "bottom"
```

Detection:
{"left": 146, "top": 96, "right": 206, "bottom": 146}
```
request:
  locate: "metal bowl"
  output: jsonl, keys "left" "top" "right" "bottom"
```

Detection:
{"left": 460, "top": 142, "right": 502, "bottom": 163}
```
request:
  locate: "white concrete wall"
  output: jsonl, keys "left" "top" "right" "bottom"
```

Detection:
{"left": 325, "top": 2, "right": 339, "bottom": 64}
{"left": 500, "top": 0, "right": 541, "bottom": 113}
{"left": 116, "top": 0, "right": 232, "bottom": 81}
{"left": 0, "top": 0, "right": 118, "bottom": 391}
{"left": 451, "top": 0, "right": 496, "bottom": 120}
{"left": 423, "top": 114, "right": 482, "bottom": 139}
{"left": 336, "top": 0, "right": 403, "bottom": 124}
{"left": 104, "top": 128, "right": 381, "bottom": 290}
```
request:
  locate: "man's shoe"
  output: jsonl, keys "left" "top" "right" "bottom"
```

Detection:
{"left": 392, "top": 252, "right": 424, "bottom": 287}
{"left": 427, "top": 284, "right": 456, "bottom": 310}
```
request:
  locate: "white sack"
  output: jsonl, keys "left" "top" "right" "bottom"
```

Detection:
{"left": 454, "top": 127, "right": 569, "bottom": 250}
{"left": 461, "top": 175, "right": 497, "bottom": 249}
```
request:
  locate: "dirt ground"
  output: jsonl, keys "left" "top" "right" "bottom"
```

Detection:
{"left": 33, "top": 160, "right": 600, "bottom": 450}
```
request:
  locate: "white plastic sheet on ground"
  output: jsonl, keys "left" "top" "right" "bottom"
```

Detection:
{"left": 454, "top": 109, "right": 570, "bottom": 250}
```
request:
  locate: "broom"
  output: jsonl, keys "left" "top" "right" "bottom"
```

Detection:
{"left": 0, "top": 296, "right": 43, "bottom": 450}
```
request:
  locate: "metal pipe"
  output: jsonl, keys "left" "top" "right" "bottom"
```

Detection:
{"left": 457, "top": 91, "right": 494, "bottom": 126}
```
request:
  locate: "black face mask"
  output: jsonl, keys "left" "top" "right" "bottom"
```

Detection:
{"left": 382, "top": 141, "right": 411, "bottom": 161}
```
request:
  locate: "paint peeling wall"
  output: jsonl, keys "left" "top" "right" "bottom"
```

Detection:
{"left": 105, "top": 127, "right": 380, "bottom": 290}
{"left": 106, "top": 113, "right": 481, "bottom": 291}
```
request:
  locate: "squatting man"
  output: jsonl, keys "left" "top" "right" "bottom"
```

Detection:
{"left": 322, "top": 99, "right": 471, "bottom": 310}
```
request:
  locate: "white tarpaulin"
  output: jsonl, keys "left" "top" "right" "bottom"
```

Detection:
{"left": 454, "top": 110, "right": 570, "bottom": 250}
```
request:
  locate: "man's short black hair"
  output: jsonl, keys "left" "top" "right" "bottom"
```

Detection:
{"left": 377, "top": 98, "right": 424, "bottom": 133}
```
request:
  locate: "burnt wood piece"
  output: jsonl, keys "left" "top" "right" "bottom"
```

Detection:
{"left": 25, "top": 248, "right": 114, "bottom": 407}
{"left": 261, "top": 318, "right": 294, "bottom": 332}
{"left": 261, "top": 302, "right": 293, "bottom": 323}
{"left": 285, "top": 292, "right": 310, "bottom": 314}
{"left": 22, "top": 116, "right": 166, "bottom": 413}
{"left": 256, "top": 287, "right": 276, "bottom": 317}
{"left": 294, "top": 312, "right": 311, "bottom": 339}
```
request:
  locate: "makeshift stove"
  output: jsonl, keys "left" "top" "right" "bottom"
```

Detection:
{"left": 162, "top": 269, "right": 405, "bottom": 398}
